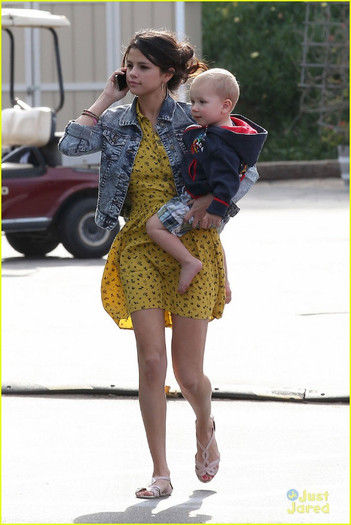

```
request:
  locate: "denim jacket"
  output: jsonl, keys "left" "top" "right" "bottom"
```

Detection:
{"left": 58, "top": 95, "right": 259, "bottom": 230}
{"left": 58, "top": 95, "right": 194, "bottom": 230}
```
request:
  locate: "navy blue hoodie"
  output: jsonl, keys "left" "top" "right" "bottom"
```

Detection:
{"left": 181, "top": 115, "right": 268, "bottom": 217}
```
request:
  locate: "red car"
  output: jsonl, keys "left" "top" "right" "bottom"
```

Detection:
{"left": 1, "top": 8, "right": 119, "bottom": 258}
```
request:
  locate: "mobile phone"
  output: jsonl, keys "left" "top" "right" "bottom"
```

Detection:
{"left": 115, "top": 73, "right": 127, "bottom": 91}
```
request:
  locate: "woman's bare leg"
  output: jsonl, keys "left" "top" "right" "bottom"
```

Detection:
{"left": 131, "top": 308, "right": 171, "bottom": 495}
{"left": 171, "top": 315, "right": 220, "bottom": 476}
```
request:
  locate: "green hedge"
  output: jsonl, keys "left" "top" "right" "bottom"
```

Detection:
{"left": 202, "top": 2, "right": 344, "bottom": 161}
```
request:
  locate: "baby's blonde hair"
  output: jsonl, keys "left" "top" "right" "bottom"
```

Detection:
{"left": 192, "top": 68, "right": 240, "bottom": 110}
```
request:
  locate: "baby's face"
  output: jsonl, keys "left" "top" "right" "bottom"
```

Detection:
{"left": 190, "top": 79, "right": 227, "bottom": 126}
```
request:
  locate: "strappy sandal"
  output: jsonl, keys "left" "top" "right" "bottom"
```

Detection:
{"left": 195, "top": 416, "right": 220, "bottom": 483}
{"left": 135, "top": 476, "right": 173, "bottom": 499}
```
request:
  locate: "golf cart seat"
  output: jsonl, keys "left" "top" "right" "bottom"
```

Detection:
{"left": 2, "top": 106, "right": 55, "bottom": 148}
{"left": 1, "top": 106, "right": 57, "bottom": 176}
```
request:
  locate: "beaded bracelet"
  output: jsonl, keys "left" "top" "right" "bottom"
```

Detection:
{"left": 82, "top": 109, "right": 100, "bottom": 125}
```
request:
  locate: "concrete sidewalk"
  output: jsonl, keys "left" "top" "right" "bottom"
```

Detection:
{"left": 1, "top": 177, "right": 350, "bottom": 523}
{"left": 2, "top": 178, "right": 349, "bottom": 397}
{"left": 2, "top": 396, "right": 349, "bottom": 524}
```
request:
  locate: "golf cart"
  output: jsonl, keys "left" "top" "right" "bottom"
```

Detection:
{"left": 1, "top": 8, "right": 119, "bottom": 258}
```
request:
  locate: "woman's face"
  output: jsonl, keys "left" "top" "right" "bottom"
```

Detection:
{"left": 125, "top": 47, "right": 169, "bottom": 96}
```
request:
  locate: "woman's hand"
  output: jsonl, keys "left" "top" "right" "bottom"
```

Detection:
{"left": 184, "top": 194, "right": 214, "bottom": 228}
{"left": 102, "top": 68, "right": 129, "bottom": 103}
{"left": 200, "top": 212, "right": 222, "bottom": 230}
{"left": 75, "top": 68, "right": 129, "bottom": 126}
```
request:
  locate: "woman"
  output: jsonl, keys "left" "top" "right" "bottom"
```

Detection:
{"left": 59, "top": 29, "right": 224, "bottom": 499}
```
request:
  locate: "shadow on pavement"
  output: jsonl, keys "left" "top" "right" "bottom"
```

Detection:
{"left": 74, "top": 489, "right": 215, "bottom": 524}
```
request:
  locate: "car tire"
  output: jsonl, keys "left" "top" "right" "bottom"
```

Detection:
{"left": 5, "top": 231, "right": 59, "bottom": 257}
{"left": 59, "top": 197, "right": 119, "bottom": 258}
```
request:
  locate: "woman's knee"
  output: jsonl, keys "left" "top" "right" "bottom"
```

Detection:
{"left": 138, "top": 347, "right": 167, "bottom": 383}
{"left": 174, "top": 368, "right": 203, "bottom": 396}
{"left": 132, "top": 309, "right": 167, "bottom": 383}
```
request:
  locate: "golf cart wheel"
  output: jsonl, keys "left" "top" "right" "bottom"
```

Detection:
{"left": 60, "top": 197, "right": 119, "bottom": 258}
{"left": 5, "top": 231, "right": 59, "bottom": 257}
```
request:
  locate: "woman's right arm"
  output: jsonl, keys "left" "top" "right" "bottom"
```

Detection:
{"left": 75, "top": 69, "right": 128, "bottom": 126}
{"left": 59, "top": 69, "right": 128, "bottom": 155}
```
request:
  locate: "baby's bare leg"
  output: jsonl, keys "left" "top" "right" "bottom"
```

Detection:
{"left": 146, "top": 214, "right": 202, "bottom": 294}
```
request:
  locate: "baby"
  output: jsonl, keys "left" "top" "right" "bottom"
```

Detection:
{"left": 146, "top": 68, "right": 267, "bottom": 294}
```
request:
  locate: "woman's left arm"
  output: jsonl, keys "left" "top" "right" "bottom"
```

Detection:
{"left": 184, "top": 194, "right": 213, "bottom": 228}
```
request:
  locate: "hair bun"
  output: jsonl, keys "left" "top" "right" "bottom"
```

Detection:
{"left": 179, "top": 43, "right": 194, "bottom": 65}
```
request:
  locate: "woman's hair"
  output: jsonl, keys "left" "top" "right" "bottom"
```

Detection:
{"left": 122, "top": 29, "right": 208, "bottom": 92}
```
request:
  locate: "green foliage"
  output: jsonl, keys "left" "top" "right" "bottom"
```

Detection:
{"left": 202, "top": 2, "right": 345, "bottom": 160}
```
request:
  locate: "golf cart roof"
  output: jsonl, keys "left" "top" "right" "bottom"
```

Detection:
{"left": 2, "top": 8, "right": 70, "bottom": 29}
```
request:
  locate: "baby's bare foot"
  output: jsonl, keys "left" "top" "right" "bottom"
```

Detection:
{"left": 178, "top": 259, "right": 203, "bottom": 294}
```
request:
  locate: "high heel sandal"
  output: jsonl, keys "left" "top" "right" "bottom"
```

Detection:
{"left": 195, "top": 416, "right": 220, "bottom": 483}
{"left": 135, "top": 476, "right": 173, "bottom": 499}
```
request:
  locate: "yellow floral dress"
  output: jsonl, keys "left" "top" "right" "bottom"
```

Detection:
{"left": 101, "top": 103, "right": 226, "bottom": 329}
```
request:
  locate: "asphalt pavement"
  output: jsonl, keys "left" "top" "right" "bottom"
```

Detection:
{"left": 1, "top": 177, "right": 350, "bottom": 523}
